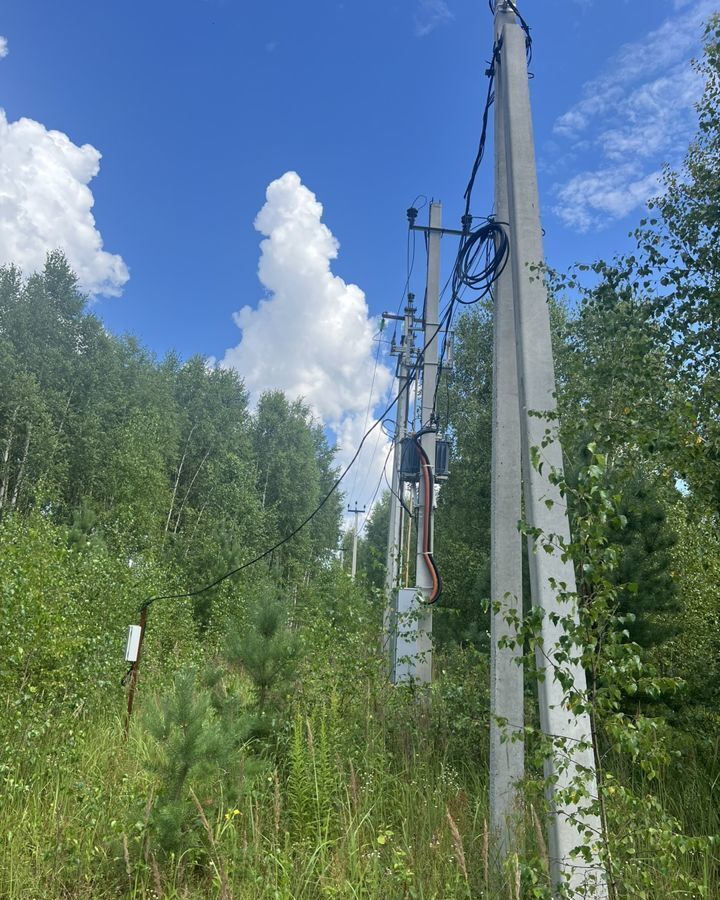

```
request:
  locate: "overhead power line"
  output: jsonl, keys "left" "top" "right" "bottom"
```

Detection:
{"left": 349, "top": 323, "right": 384, "bottom": 504}
{"left": 351, "top": 192, "right": 426, "bottom": 504}
{"left": 358, "top": 442, "right": 394, "bottom": 537}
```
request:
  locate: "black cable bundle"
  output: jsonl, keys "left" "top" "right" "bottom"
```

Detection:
{"left": 488, "top": 1, "right": 532, "bottom": 61}
{"left": 452, "top": 219, "right": 509, "bottom": 305}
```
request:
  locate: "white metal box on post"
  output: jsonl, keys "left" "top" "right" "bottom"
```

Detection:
{"left": 125, "top": 625, "right": 142, "bottom": 663}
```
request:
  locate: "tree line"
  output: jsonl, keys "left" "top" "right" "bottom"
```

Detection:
{"left": 0, "top": 252, "right": 342, "bottom": 583}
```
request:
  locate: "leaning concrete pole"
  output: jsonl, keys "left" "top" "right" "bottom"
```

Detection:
{"left": 383, "top": 298, "right": 414, "bottom": 668}
{"left": 498, "top": 6, "right": 607, "bottom": 895}
{"left": 413, "top": 201, "right": 442, "bottom": 684}
{"left": 382, "top": 370, "right": 401, "bottom": 640}
{"left": 396, "top": 202, "right": 441, "bottom": 684}
{"left": 489, "top": 0, "right": 525, "bottom": 863}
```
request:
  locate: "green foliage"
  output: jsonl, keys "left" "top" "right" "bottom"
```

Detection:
{"left": 67, "top": 499, "right": 105, "bottom": 552}
{"left": 143, "top": 668, "right": 239, "bottom": 853}
{"left": 0, "top": 254, "right": 340, "bottom": 596}
{"left": 657, "top": 504, "right": 720, "bottom": 728}
{"left": 286, "top": 711, "right": 316, "bottom": 842}
{"left": 284, "top": 699, "right": 346, "bottom": 846}
{"left": 355, "top": 491, "right": 390, "bottom": 588}
{"left": 139, "top": 589, "right": 299, "bottom": 857}
{"left": 507, "top": 439, "right": 715, "bottom": 898}
{"left": 252, "top": 391, "right": 342, "bottom": 575}
{"left": 0, "top": 512, "right": 129, "bottom": 779}
{"left": 434, "top": 305, "right": 494, "bottom": 646}
{"left": 607, "top": 472, "right": 679, "bottom": 650}
{"left": 0, "top": 509, "right": 199, "bottom": 788}
{"left": 225, "top": 590, "right": 299, "bottom": 737}
{"left": 564, "top": 17, "right": 720, "bottom": 515}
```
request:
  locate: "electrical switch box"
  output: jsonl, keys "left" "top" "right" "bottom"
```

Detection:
{"left": 125, "top": 625, "right": 142, "bottom": 662}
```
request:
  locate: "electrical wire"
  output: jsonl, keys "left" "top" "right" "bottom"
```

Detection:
{"left": 426, "top": 0, "right": 530, "bottom": 428}
{"left": 488, "top": 1, "right": 532, "bottom": 61}
{"left": 392, "top": 193, "right": 427, "bottom": 328}
{"left": 352, "top": 191, "right": 428, "bottom": 500}
{"left": 358, "top": 442, "right": 394, "bottom": 537}
{"left": 467, "top": 1, "right": 533, "bottom": 220}
{"left": 349, "top": 326, "right": 384, "bottom": 503}
{"left": 354, "top": 410, "right": 387, "bottom": 505}
{"left": 452, "top": 220, "right": 509, "bottom": 305}
{"left": 380, "top": 418, "right": 396, "bottom": 438}
{"left": 425, "top": 18, "right": 505, "bottom": 434}
{"left": 384, "top": 461, "right": 413, "bottom": 520}
{"left": 463, "top": 42, "right": 500, "bottom": 222}
{"left": 427, "top": 221, "right": 508, "bottom": 428}
{"left": 504, "top": 0, "right": 532, "bottom": 60}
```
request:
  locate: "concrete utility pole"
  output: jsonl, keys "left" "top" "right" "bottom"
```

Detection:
{"left": 348, "top": 503, "right": 365, "bottom": 581}
{"left": 489, "top": 0, "right": 524, "bottom": 863}
{"left": 382, "top": 296, "right": 415, "bottom": 669}
{"left": 395, "top": 202, "right": 442, "bottom": 684}
{"left": 491, "top": 2, "right": 607, "bottom": 894}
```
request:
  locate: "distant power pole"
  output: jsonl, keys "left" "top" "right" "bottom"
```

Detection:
{"left": 347, "top": 503, "right": 365, "bottom": 581}
{"left": 395, "top": 201, "right": 442, "bottom": 684}
{"left": 491, "top": 2, "right": 607, "bottom": 894}
{"left": 382, "top": 295, "right": 415, "bottom": 670}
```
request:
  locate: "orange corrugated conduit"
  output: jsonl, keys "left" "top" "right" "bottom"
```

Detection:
{"left": 413, "top": 433, "right": 442, "bottom": 605}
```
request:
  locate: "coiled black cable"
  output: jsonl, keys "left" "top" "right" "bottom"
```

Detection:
{"left": 429, "top": 220, "right": 508, "bottom": 426}
{"left": 453, "top": 219, "right": 509, "bottom": 304}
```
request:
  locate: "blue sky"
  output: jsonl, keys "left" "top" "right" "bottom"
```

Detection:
{"left": 1, "top": 0, "right": 716, "bottom": 513}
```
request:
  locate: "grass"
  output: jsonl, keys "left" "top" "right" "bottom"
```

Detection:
{"left": 1, "top": 711, "right": 491, "bottom": 898}
{"left": 2, "top": 676, "right": 719, "bottom": 898}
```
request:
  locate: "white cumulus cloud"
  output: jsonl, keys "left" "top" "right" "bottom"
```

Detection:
{"left": 0, "top": 37, "right": 8, "bottom": 58}
{"left": 554, "top": 166, "right": 663, "bottom": 233}
{"left": 551, "top": 0, "right": 715, "bottom": 231}
{"left": 221, "top": 172, "right": 393, "bottom": 516}
{"left": 0, "top": 109, "right": 129, "bottom": 296}
{"left": 415, "top": 0, "right": 454, "bottom": 37}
